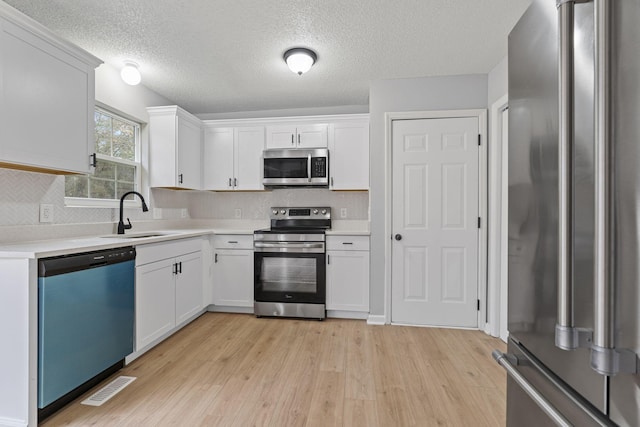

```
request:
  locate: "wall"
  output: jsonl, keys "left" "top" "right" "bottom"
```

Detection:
{"left": 488, "top": 56, "right": 508, "bottom": 106}
{"left": 188, "top": 189, "right": 368, "bottom": 220}
{"left": 368, "top": 74, "right": 488, "bottom": 317}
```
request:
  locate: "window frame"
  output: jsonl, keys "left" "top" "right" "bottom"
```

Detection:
{"left": 65, "top": 107, "right": 143, "bottom": 209}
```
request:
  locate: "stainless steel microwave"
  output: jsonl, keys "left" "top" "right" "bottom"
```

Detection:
{"left": 263, "top": 148, "right": 329, "bottom": 187}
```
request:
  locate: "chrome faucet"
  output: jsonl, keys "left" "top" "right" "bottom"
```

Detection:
{"left": 117, "top": 191, "right": 149, "bottom": 234}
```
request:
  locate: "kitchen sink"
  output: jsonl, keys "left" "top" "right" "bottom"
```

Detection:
{"left": 102, "top": 232, "right": 170, "bottom": 239}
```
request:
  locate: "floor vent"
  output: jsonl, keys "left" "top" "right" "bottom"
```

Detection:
{"left": 81, "top": 376, "right": 136, "bottom": 407}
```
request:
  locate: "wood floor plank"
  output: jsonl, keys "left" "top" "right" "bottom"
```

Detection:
{"left": 40, "top": 313, "right": 507, "bottom": 427}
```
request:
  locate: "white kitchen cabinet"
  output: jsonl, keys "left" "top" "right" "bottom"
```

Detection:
{"left": 148, "top": 106, "right": 202, "bottom": 190}
{"left": 212, "top": 235, "right": 254, "bottom": 308}
{"left": 135, "top": 237, "right": 203, "bottom": 351}
{"left": 203, "top": 126, "right": 264, "bottom": 190}
{"left": 329, "top": 120, "right": 370, "bottom": 190}
{"left": 326, "top": 235, "right": 370, "bottom": 313}
{"left": 0, "top": 4, "right": 102, "bottom": 174}
{"left": 266, "top": 123, "right": 328, "bottom": 148}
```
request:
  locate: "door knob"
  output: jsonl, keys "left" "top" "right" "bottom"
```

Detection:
{"left": 394, "top": 234, "right": 402, "bottom": 241}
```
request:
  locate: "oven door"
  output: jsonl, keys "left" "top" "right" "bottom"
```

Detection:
{"left": 254, "top": 251, "right": 326, "bottom": 304}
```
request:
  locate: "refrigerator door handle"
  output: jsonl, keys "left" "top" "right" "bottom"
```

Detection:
{"left": 590, "top": 0, "right": 639, "bottom": 376}
{"left": 493, "top": 351, "right": 572, "bottom": 427}
{"left": 555, "top": 0, "right": 593, "bottom": 352}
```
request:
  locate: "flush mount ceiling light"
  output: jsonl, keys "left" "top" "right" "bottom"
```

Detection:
{"left": 120, "top": 61, "right": 141, "bottom": 86}
{"left": 284, "top": 48, "right": 317, "bottom": 75}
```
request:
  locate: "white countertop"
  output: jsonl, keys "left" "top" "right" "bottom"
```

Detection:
{"left": 0, "top": 219, "right": 369, "bottom": 259}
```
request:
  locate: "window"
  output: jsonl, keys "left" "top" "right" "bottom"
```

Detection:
{"left": 65, "top": 108, "right": 141, "bottom": 206}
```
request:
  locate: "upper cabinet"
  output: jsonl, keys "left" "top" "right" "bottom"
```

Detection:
{"left": 0, "top": 3, "right": 102, "bottom": 174}
{"left": 203, "top": 126, "right": 264, "bottom": 191}
{"left": 266, "top": 124, "right": 328, "bottom": 149}
{"left": 329, "top": 118, "right": 370, "bottom": 190}
{"left": 148, "top": 106, "right": 202, "bottom": 190}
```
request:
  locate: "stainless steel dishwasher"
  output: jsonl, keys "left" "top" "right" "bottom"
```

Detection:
{"left": 37, "top": 246, "right": 135, "bottom": 419}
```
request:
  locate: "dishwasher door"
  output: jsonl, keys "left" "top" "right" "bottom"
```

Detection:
{"left": 38, "top": 247, "right": 135, "bottom": 410}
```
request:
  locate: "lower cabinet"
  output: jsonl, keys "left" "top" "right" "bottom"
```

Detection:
{"left": 135, "top": 238, "right": 203, "bottom": 351}
{"left": 326, "top": 235, "right": 370, "bottom": 313}
{"left": 212, "top": 234, "right": 254, "bottom": 308}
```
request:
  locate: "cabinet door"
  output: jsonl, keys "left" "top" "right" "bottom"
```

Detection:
{"left": 297, "top": 124, "right": 328, "bottom": 148}
{"left": 175, "top": 251, "right": 203, "bottom": 326}
{"left": 0, "top": 19, "right": 94, "bottom": 173}
{"left": 135, "top": 259, "right": 176, "bottom": 350}
{"left": 176, "top": 117, "right": 202, "bottom": 189}
{"left": 329, "top": 121, "right": 369, "bottom": 190}
{"left": 326, "top": 250, "right": 370, "bottom": 312}
{"left": 266, "top": 125, "right": 296, "bottom": 149}
{"left": 203, "top": 127, "right": 234, "bottom": 190}
{"left": 235, "top": 127, "right": 264, "bottom": 190}
{"left": 212, "top": 249, "right": 254, "bottom": 307}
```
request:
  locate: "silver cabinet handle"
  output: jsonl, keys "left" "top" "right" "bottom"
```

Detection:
{"left": 228, "top": 241, "right": 238, "bottom": 244}
{"left": 298, "top": 134, "right": 301, "bottom": 145}
{"left": 228, "top": 178, "right": 232, "bottom": 187}
{"left": 342, "top": 242, "right": 353, "bottom": 245}
{"left": 493, "top": 351, "right": 571, "bottom": 427}
{"left": 291, "top": 134, "right": 294, "bottom": 145}
{"left": 214, "top": 253, "right": 218, "bottom": 263}
{"left": 331, "top": 177, "right": 334, "bottom": 187}
{"left": 327, "top": 254, "right": 330, "bottom": 265}
{"left": 307, "top": 154, "right": 312, "bottom": 183}
{"left": 178, "top": 173, "right": 184, "bottom": 184}
{"left": 234, "top": 177, "right": 237, "bottom": 187}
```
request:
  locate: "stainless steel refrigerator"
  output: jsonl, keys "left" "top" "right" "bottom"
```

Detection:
{"left": 493, "top": 0, "right": 640, "bottom": 425}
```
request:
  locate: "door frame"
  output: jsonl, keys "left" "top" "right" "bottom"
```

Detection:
{"left": 383, "top": 109, "right": 488, "bottom": 328}
{"left": 487, "top": 94, "right": 509, "bottom": 341}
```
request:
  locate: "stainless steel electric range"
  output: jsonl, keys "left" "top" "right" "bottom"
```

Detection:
{"left": 253, "top": 207, "right": 331, "bottom": 319}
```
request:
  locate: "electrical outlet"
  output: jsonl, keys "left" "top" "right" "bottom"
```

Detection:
{"left": 40, "top": 204, "right": 54, "bottom": 223}
{"left": 153, "top": 208, "right": 162, "bottom": 219}
{"left": 234, "top": 208, "right": 242, "bottom": 219}
{"left": 181, "top": 208, "right": 188, "bottom": 218}
{"left": 340, "top": 208, "right": 347, "bottom": 218}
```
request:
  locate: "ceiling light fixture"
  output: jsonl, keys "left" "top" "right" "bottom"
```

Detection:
{"left": 284, "top": 48, "right": 317, "bottom": 75}
{"left": 120, "top": 61, "right": 141, "bottom": 86}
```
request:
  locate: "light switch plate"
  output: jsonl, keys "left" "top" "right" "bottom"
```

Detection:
{"left": 40, "top": 204, "right": 54, "bottom": 223}
{"left": 180, "top": 208, "right": 188, "bottom": 218}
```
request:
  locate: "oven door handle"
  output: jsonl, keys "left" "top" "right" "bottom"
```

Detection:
{"left": 254, "top": 241, "right": 325, "bottom": 253}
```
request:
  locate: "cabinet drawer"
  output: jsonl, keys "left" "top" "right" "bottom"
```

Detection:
{"left": 212, "top": 234, "right": 254, "bottom": 249}
{"left": 136, "top": 237, "right": 203, "bottom": 266}
{"left": 326, "top": 235, "right": 370, "bottom": 251}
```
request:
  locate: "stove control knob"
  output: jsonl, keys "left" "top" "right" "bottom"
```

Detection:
{"left": 313, "top": 209, "right": 319, "bottom": 215}
{"left": 321, "top": 209, "right": 327, "bottom": 215}
{"left": 281, "top": 209, "right": 286, "bottom": 215}
{"left": 272, "top": 209, "right": 278, "bottom": 215}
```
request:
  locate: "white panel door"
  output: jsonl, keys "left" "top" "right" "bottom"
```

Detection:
{"left": 235, "top": 127, "right": 264, "bottom": 190}
{"left": 135, "top": 259, "right": 175, "bottom": 350}
{"left": 176, "top": 118, "right": 202, "bottom": 189}
{"left": 297, "top": 124, "right": 328, "bottom": 148}
{"left": 203, "top": 128, "right": 234, "bottom": 190}
{"left": 329, "top": 121, "right": 369, "bottom": 190}
{"left": 266, "top": 125, "right": 296, "bottom": 149}
{"left": 212, "top": 249, "right": 254, "bottom": 307}
{"left": 175, "top": 252, "right": 203, "bottom": 326}
{"left": 391, "top": 117, "right": 479, "bottom": 327}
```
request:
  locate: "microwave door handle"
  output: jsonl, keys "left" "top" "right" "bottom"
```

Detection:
{"left": 307, "top": 154, "right": 312, "bottom": 183}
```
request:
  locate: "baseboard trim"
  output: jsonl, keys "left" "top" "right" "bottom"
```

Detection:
{"left": 367, "top": 315, "right": 386, "bottom": 325}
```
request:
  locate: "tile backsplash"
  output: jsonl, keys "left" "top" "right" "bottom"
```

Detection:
{"left": 0, "top": 168, "right": 368, "bottom": 228}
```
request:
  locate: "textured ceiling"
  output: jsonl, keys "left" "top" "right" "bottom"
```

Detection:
{"left": 4, "top": 0, "right": 531, "bottom": 115}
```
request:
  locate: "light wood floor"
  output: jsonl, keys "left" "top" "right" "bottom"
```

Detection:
{"left": 42, "top": 313, "right": 507, "bottom": 426}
